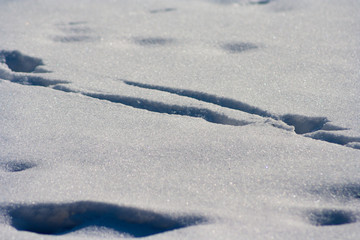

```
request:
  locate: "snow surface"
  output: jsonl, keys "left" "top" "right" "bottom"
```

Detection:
{"left": 0, "top": 0, "right": 359, "bottom": 239}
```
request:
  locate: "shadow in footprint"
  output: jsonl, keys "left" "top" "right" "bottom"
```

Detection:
{"left": 307, "top": 209, "right": 356, "bottom": 226}
{"left": 7, "top": 201, "right": 207, "bottom": 237}
{"left": 1, "top": 161, "right": 36, "bottom": 172}
{"left": 0, "top": 50, "right": 44, "bottom": 73}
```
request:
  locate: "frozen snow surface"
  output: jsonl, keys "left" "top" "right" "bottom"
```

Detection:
{"left": 0, "top": 0, "right": 360, "bottom": 239}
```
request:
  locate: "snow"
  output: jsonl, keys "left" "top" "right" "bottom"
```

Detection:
{"left": 0, "top": 0, "right": 359, "bottom": 239}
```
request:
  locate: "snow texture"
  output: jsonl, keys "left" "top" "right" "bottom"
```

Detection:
{"left": 0, "top": 0, "right": 359, "bottom": 239}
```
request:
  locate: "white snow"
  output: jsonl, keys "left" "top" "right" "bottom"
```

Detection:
{"left": 0, "top": 0, "right": 359, "bottom": 239}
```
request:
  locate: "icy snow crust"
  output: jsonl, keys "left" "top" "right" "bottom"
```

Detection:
{"left": 0, "top": 0, "right": 359, "bottom": 239}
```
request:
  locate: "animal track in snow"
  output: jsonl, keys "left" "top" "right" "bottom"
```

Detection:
{"left": 279, "top": 114, "right": 347, "bottom": 134}
{"left": 303, "top": 183, "right": 360, "bottom": 224}
{"left": 311, "top": 183, "right": 360, "bottom": 201}
{"left": 83, "top": 92, "right": 250, "bottom": 126}
{"left": 122, "top": 80, "right": 358, "bottom": 149}
{"left": 123, "top": 80, "right": 276, "bottom": 118}
{"left": 150, "top": 8, "right": 177, "bottom": 14}
{"left": 0, "top": 50, "right": 69, "bottom": 87}
{"left": 250, "top": 0, "right": 270, "bottom": 4}
{"left": 222, "top": 42, "right": 258, "bottom": 53}
{"left": 5, "top": 74, "right": 68, "bottom": 87}
{"left": 5, "top": 201, "right": 207, "bottom": 237}
{"left": 306, "top": 209, "right": 357, "bottom": 226}
{"left": 0, "top": 51, "right": 247, "bottom": 127}
{"left": 59, "top": 21, "right": 91, "bottom": 34}
{"left": 133, "top": 37, "right": 174, "bottom": 46}
{"left": 0, "top": 50, "right": 44, "bottom": 73}
{"left": 303, "top": 184, "right": 360, "bottom": 226}
{"left": 53, "top": 21, "right": 97, "bottom": 43}
{"left": 0, "top": 161, "right": 36, "bottom": 172}
{"left": 52, "top": 86, "right": 250, "bottom": 126}
{"left": 54, "top": 35, "right": 94, "bottom": 43}
{"left": 209, "top": 0, "right": 271, "bottom": 5}
{"left": 0, "top": 50, "right": 358, "bottom": 150}
{"left": 68, "top": 21, "right": 88, "bottom": 26}
{"left": 304, "top": 131, "right": 360, "bottom": 148}
{"left": 51, "top": 86, "right": 251, "bottom": 126}
{"left": 121, "top": 80, "right": 339, "bottom": 133}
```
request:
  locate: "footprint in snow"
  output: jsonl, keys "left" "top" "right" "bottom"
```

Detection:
{"left": 311, "top": 183, "right": 360, "bottom": 201}
{"left": 222, "top": 42, "right": 258, "bottom": 53}
{"left": 0, "top": 50, "right": 45, "bottom": 73}
{"left": 53, "top": 21, "right": 98, "bottom": 43}
{"left": 4, "top": 201, "right": 207, "bottom": 237}
{"left": 209, "top": 0, "right": 271, "bottom": 5}
{"left": 0, "top": 50, "right": 68, "bottom": 86}
{"left": 1, "top": 50, "right": 359, "bottom": 150}
{"left": 121, "top": 80, "right": 359, "bottom": 150}
{"left": 302, "top": 183, "right": 360, "bottom": 226}
{"left": 150, "top": 8, "right": 177, "bottom": 14}
{"left": 0, "top": 161, "right": 36, "bottom": 172}
{"left": 133, "top": 37, "right": 174, "bottom": 46}
{"left": 306, "top": 209, "right": 357, "bottom": 226}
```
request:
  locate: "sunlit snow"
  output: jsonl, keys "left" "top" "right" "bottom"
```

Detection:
{"left": 0, "top": 0, "right": 359, "bottom": 239}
